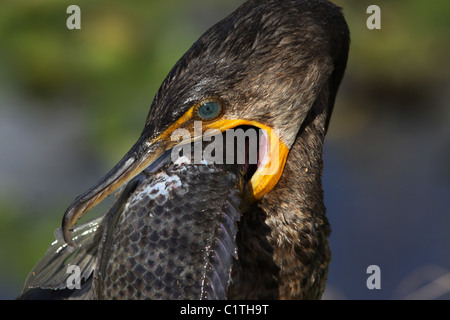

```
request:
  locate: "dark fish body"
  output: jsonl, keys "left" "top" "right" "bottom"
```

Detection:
{"left": 19, "top": 159, "right": 244, "bottom": 300}
{"left": 94, "top": 162, "right": 243, "bottom": 299}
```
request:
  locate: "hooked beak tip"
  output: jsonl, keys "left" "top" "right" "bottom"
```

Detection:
{"left": 61, "top": 204, "right": 82, "bottom": 247}
{"left": 59, "top": 138, "right": 167, "bottom": 246}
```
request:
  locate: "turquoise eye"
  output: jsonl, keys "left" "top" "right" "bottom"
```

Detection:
{"left": 197, "top": 101, "right": 221, "bottom": 120}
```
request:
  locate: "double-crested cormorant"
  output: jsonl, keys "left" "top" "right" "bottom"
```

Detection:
{"left": 19, "top": 0, "right": 349, "bottom": 299}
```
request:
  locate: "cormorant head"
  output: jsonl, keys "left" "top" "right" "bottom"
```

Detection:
{"left": 62, "top": 0, "right": 349, "bottom": 246}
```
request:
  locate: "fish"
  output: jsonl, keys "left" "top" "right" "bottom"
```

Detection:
{"left": 19, "top": 140, "right": 247, "bottom": 299}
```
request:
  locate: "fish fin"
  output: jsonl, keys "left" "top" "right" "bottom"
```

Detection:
{"left": 202, "top": 189, "right": 242, "bottom": 300}
{"left": 18, "top": 215, "right": 104, "bottom": 299}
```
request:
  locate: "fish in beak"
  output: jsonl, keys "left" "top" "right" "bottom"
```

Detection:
{"left": 21, "top": 134, "right": 283, "bottom": 299}
{"left": 62, "top": 104, "right": 290, "bottom": 248}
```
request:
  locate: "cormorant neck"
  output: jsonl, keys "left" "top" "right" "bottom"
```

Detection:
{"left": 228, "top": 84, "right": 332, "bottom": 299}
{"left": 266, "top": 84, "right": 331, "bottom": 299}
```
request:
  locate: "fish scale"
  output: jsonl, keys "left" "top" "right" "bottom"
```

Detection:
{"left": 94, "top": 162, "right": 244, "bottom": 299}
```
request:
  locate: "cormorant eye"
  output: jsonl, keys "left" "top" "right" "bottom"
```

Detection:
{"left": 197, "top": 100, "right": 222, "bottom": 120}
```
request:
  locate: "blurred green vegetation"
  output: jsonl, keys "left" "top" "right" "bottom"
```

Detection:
{"left": 1, "top": 0, "right": 244, "bottom": 298}
{"left": 343, "top": 0, "right": 449, "bottom": 79}
{"left": 0, "top": 0, "right": 448, "bottom": 298}
{"left": 1, "top": 0, "right": 240, "bottom": 153}
{"left": 329, "top": 0, "right": 450, "bottom": 139}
